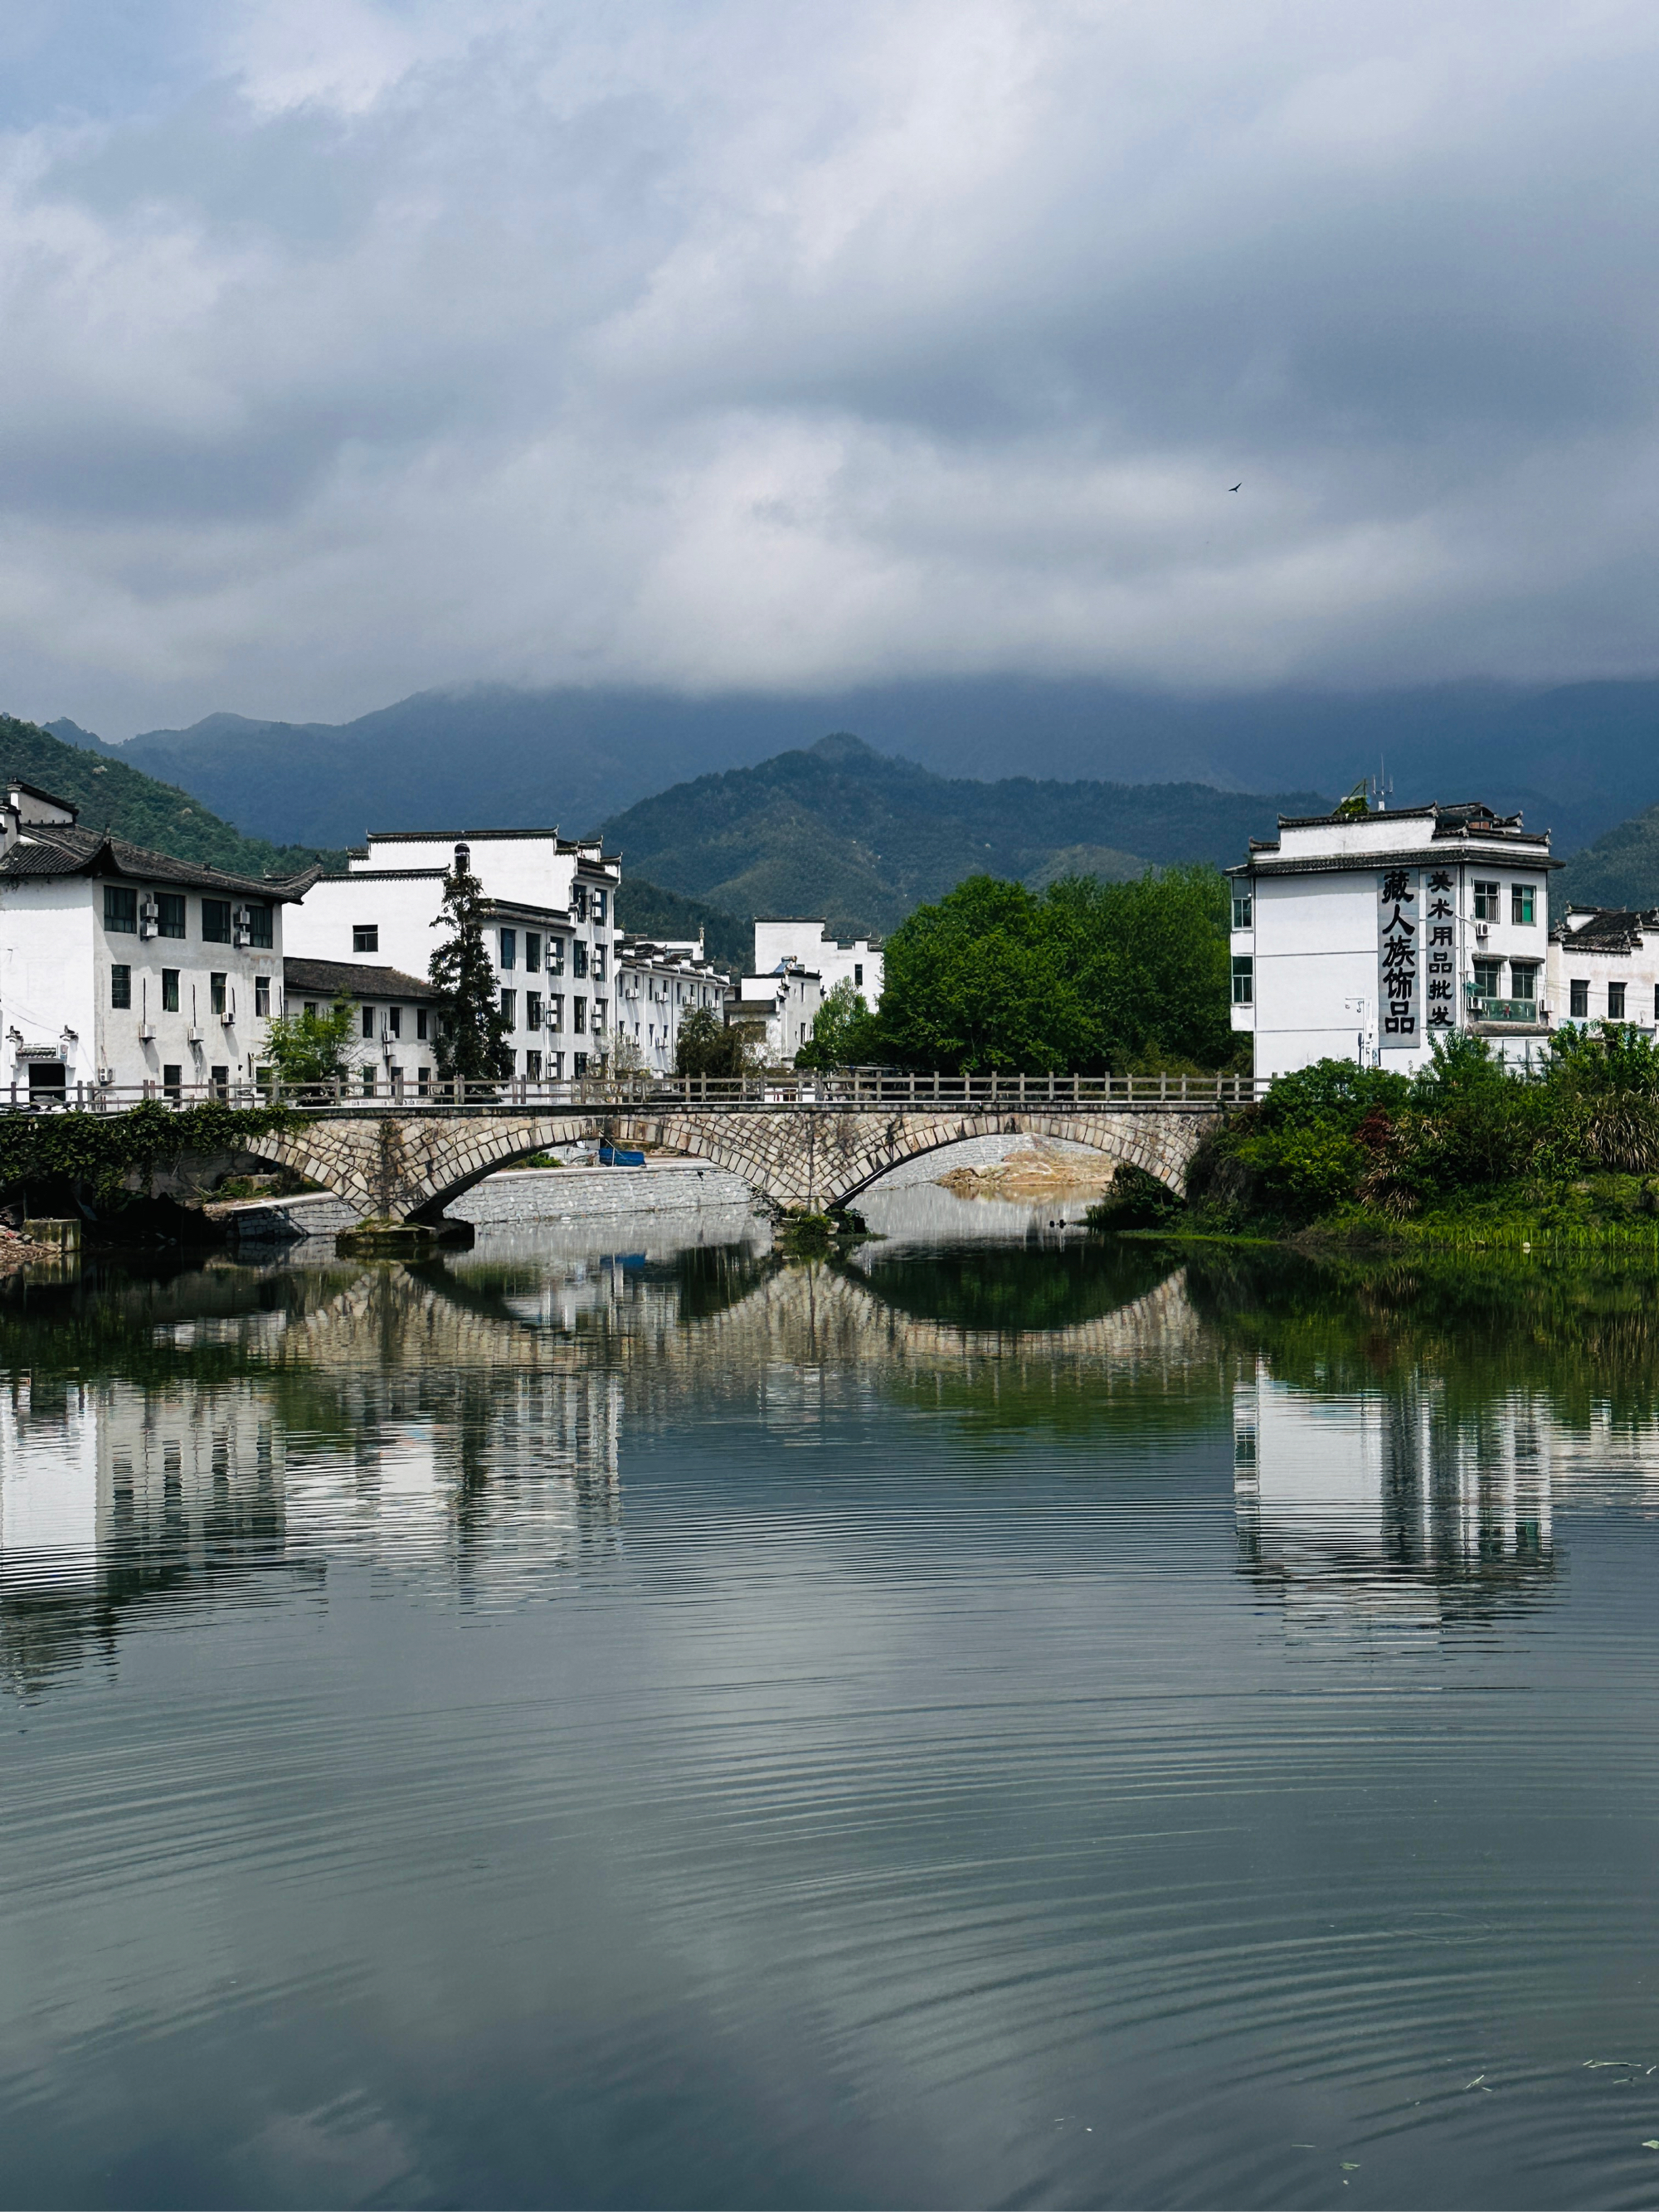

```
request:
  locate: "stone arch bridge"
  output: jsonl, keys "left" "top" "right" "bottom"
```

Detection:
{"left": 244, "top": 1100, "right": 1227, "bottom": 1227}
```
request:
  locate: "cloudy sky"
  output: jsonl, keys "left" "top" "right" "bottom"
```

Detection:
{"left": 4, "top": 0, "right": 1659, "bottom": 736}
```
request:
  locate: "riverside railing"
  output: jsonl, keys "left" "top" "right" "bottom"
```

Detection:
{"left": 0, "top": 1069, "right": 1267, "bottom": 1116}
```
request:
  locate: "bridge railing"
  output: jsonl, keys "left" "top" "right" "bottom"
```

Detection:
{"left": 0, "top": 1069, "right": 1267, "bottom": 1115}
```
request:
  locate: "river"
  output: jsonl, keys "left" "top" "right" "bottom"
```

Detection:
{"left": 2, "top": 1189, "right": 1658, "bottom": 2208}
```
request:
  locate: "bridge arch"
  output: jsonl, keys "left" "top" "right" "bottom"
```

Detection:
{"left": 242, "top": 1103, "right": 1220, "bottom": 1225}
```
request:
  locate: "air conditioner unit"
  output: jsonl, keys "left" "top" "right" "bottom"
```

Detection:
{"left": 1475, "top": 922, "right": 1490, "bottom": 941}
{"left": 232, "top": 905, "right": 251, "bottom": 946}
{"left": 138, "top": 1023, "right": 155, "bottom": 1042}
{"left": 187, "top": 1026, "right": 202, "bottom": 1043}
{"left": 139, "top": 899, "right": 159, "bottom": 940}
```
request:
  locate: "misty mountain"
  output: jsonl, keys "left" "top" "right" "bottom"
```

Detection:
{"left": 1555, "top": 805, "right": 1659, "bottom": 911}
{"left": 596, "top": 735, "right": 1329, "bottom": 937}
{"left": 100, "top": 675, "right": 1659, "bottom": 856}
{"left": 4, "top": 714, "right": 335, "bottom": 878}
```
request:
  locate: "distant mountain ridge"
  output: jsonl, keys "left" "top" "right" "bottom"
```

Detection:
{"left": 596, "top": 735, "right": 1331, "bottom": 937}
{"left": 103, "top": 673, "right": 1659, "bottom": 857}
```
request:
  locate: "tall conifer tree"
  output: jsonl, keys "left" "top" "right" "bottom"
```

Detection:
{"left": 428, "top": 845, "right": 513, "bottom": 1081}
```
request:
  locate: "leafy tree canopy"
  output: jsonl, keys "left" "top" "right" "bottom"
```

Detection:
{"left": 862, "top": 867, "right": 1236, "bottom": 1074}
{"left": 795, "top": 980, "right": 878, "bottom": 1070}
{"left": 261, "top": 994, "right": 356, "bottom": 1085}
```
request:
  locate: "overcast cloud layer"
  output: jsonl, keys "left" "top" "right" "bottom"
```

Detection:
{"left": 4, "top": 0, "right": 1659, "bottom": 735}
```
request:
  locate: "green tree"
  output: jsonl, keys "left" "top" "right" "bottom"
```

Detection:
{"left": 674, "top": 1006, "right": 755, "bottom": 1078}
{"left": 428, "top": 849, "right": 512, "bottom": 1082}
{"left": 866, "top": 866, "right": 1236, "bottom": 1073}
{"left": 260, "top": 994, "right": 356, "bottom": 1085}
{"left": 795, "top": 979, "right": 878, "bottom": 1069}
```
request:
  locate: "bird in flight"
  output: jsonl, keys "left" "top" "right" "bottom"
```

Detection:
{"left": 1228, "top": 482, "right": 1242, "bottom": 492}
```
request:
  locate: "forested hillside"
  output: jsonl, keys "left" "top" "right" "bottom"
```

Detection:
{"left": 600, "top": 734, "right": 1329, "bottom": 936}
{"left": 1555, "top": 802, "right": 1659, "bottom": 910}
{"left": 6, "top": 715, "right": 336, "bottom": 878}
{"left": 613, "top": 878, "right": 749, "bottom": 969}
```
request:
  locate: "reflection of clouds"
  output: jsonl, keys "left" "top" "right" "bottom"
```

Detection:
{"left": 1234, "top": 1360, "right": 1554, "bottom": 1642}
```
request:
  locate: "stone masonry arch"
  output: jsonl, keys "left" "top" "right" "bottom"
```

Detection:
{"left": 243, "top": 1105, "right": 1220, "bottom": 1226}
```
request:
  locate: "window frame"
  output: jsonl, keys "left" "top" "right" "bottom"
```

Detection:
{"left": 1231, "top": 892, "right": 1253, "bottom": 931}
{"left": 1472, "top": 879, "right": 1501, "bottom": 921}
{"left": 353, "top": 924, "right": 379, "bottom": 954}
{"left": 1230, "top": 954, "right": 1253, "bottom": 1006}
{"left": 1570, "top": 978, "right": 1589, "bottom": 1018}
{"left": 202, "top": 898, "right": 232, "bottom": 945}
{"left": 1608, "top": 981, "right": 1627, "bottom": 1019}
{"left": 110, "top": 963, "right": 132, "bottom": 1009}
{"left": 161, "top": 969, "right": 180, "bottom": 1014}
{"left": 104, "top": 885, "right": 138, "bottom": 935}
{"left": 157, "top": 892, "right": 187, "bottom": 940}
{"left": 1511, "top": 883, "right": 1536, "bottom": 926}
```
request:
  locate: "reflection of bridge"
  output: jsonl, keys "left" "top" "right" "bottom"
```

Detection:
{"left": 244, "top": 1098, "right": 1226, "bottom": 1223}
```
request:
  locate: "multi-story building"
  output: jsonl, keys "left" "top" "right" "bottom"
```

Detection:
{"left": 752, "top": 919, "right": 883, "bottom": 1005}
{"left": 614, "top": 936, "right": 731, "bottom": 1075}
{"left": 1228, "top": 800, "right": 1559, "bottom": 1079}
{"left": 0, "top": 774, "right": 312, "bottom": 1099}
{"left": 282, "top": 956, "right": 440, "bottom": 1097}
{"left": 284, "top": 827, "right": 621, "bottom": 1080}
{"left": 728, "top": 960, "right": 823, "bottom": 1063}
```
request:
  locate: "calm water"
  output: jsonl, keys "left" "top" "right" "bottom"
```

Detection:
{"left": 3, "top": 1190, "right": 1659, "bottom": 2209}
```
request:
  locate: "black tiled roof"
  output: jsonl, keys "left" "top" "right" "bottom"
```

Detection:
{"left": 1552, "top": 907, "right": 1659, "bottom": 953}
{"left": 283, "top": 956, "right": 436, "bottom": 1002}
{"left": 0, "top": 823, "right": 317, "bottom": 900}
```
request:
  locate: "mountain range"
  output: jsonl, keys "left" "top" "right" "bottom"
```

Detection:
{"left": 90, "top": 673, "right": 1659, "bottom": 857}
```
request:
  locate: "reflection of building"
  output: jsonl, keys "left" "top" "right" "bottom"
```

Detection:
{"left": 1233, "top": 1361, "right": 1554, "bottom": 1636}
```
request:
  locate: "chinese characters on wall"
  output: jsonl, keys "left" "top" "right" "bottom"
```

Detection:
{"left": 1423, "top": 870, "right": 1455, "bottom": 1029}
{"left": 1378, "top": 866, "right": 1457, "bottom": 1048}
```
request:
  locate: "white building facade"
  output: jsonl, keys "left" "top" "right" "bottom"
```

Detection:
{"left": 752, "top": 919, "right": 883, "bottom": 1005}
{"left": 0, "top": 776, "right": 310, "bottom": 1100}
{"left": 1228, "top": 802, "right": 1559, "bottom": 1081}
{"left": 614, "top": 937, "right": 731, "bottom": 1075}
{"left": 1548, "top": 908, "right": 1659, "bottom": 1033}
{"left": 283, "top": 827, "right": 622, "bottom": 1082}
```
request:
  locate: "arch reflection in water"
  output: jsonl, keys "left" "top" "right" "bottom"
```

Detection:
{"left": 1233, "top": 1360, "right": 1556, "bottom": 1641}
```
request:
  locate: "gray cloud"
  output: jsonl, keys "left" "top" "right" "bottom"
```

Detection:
{"left": 2, "top": 0, "right": 1658, "bottom": 734}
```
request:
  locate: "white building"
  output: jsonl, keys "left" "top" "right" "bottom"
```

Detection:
{"left": 1228, "top": 800, "right": 1559, "bottom": 1080}
{"left": 283, "top": 955, "right": 440, "bottom": 1097}
{"left": 752, "top": 918, "right": 883, "bottom": 1005}
{"left": 1548, "top": 908, "right": 1659, "bottom": 1033}
{"left": 284, "top": 826, "right": 622, "bottom": 1081}
{"left": 729, "top": 961, "right": 822, "bottom": 1064}
{"left": 614, "top": 936, "right": 731, "bottom": 1075}
{"left": 0, "top": 775, "right": 311, "bottom": 1100}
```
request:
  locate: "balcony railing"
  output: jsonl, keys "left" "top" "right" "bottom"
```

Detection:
{"left": 1467, "top": 996, "right": 1542, "bottom": 1025}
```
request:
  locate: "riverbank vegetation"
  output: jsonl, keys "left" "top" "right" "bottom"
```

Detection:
{"left": 1094, "top": 1026, "right": 1659, "bottom": 1247}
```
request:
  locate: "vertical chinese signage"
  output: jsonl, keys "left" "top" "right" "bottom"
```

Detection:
{"left": 1421, "top": 869, "right": 1455, "bottom": 1033}
{"left": 1378, "top": 868, "right": 1418, "bottom": 1046}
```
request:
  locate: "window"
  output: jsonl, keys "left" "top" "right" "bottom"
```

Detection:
{"left": 353, "top": 925, "right": 379, "bottom": 953}
{"left": 158, "top": 893, "right": 186, "bottom": 939}
{"left": 572, "top": 941, "right": 588, "bottom": 979}
{"left": 211, "top": 972, "right": 227, "bottom": 1015}
{"left": 500, "top": 989, "right": 516, "bottom": 1028}
{"left": 210, "top": 1066, "right": 229, "bottom": 1096}
{"left": 361, "top": 1067, "right": 376, "bottom": 1096}
{"left": 245, "top": 904, "right": 273, "bottom": 949}
{"left": 104, "top": 885, "right": 137, "bottom": 934}
{"left": 1473, "top": 880, "right": 1501, "bottom": 921}
{"left": 1571, "top": 978, "right": 1589, "bottom": 1018}
{"left": 573, "top": 1050, "right": 588, "bottom": 1077}
{"left": 1609, "top": 981, "right": 1627, "bottom": 1019}
{"left": 1511, "top": 883, "right": 1536, "bottom": 926}
{"left": 547, "top": 938, "right": 566, "bottom": 975}
{"left": 547, "top": 994, "right": 563, "bottom": 1032}
{"left": 548, "top": 1051, "right": 564, "bottom": 1079}
{"left": 162, "top": 1064, "right": 182, "bottom": 1101}
{"left": 202, "top": 899, "right": 231, "bottom": 943}
{"left": 593, "top": 999, "right": 608, "bottom": 1032}
{"left": 591, "top": 888, "right": 606, "bottom": 926}
{"left": 416, "top": 1008, "right": 429, "bottom": 1040}
{"left": 573, "top": 996, "right": 587, "bottom": 1033}
{"left": 525, "top": 1050, "right": 542, "bottom": 1081}
{"left": 110, "top": 964, "right": 132, "bottom": 1009}
{"left": 361, "top": 1004, "right": 374, "bottom": 1038}
{"left": 161, "top": 969, "right": 180, "bottom": 1013}
{"left": 527, "top": 992, "right": 542, "bottom": 1030}
{"left": 387, "top": 1006, "right": 401, "bottom": 1039}
{"left": 1472, "top": 957, "right": 1503, "bottom": 999}
{"left": 1231, "top": 955, "right": 1253, "bottom": 1006}
{"left": 417, "top": 1067, "right": 431, "bottom": 1096}
{"left": 1231, "top": 892, "right": 1253, "bottom": 931}
{"left": 854, "top": 962, "right": 864, "bottom": 987}
{"left": 499, "top": 928, "right": 516, "bottom": 970}
{"left": 1510, "top": 962, "right": 1540, "bottom": 1004}
{"left": 525, "top": 932, "right": 541, "bottom": 973}
{"left": 571, "top": 884, "right": 587, "bottom": 921}
{"left": 255, "top": 976, "right": 271, "bottom": 1018}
